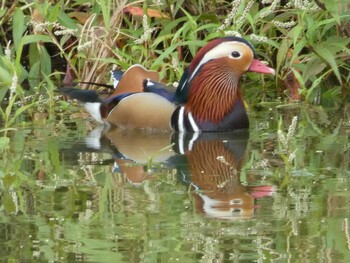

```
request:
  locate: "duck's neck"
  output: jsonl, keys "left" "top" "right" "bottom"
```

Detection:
{"left": 185, "top": 63, "right": 244, "bottom": 124}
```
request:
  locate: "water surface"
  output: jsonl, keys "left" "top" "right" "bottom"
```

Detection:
{"left": 1, "top": 103, "right": 349, "bottom": 262}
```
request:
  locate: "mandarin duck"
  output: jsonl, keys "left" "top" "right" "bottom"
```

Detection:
{"left": 60, "top": 36, "right": 274, "bottom": 132}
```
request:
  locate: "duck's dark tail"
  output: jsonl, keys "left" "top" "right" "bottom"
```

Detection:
{"left": 59, "top": 87, "right": 105, "bottom": 124}
{"left": 59, "top": 87, "right": 103, "bottom": 103}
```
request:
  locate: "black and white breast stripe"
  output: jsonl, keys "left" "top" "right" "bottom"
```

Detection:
{"left": 171, "top": 106, "right": 201, "bottom": 133}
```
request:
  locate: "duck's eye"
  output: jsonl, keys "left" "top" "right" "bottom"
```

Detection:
{"left": 231, "top": 51, "right": 241, "bottom": 58}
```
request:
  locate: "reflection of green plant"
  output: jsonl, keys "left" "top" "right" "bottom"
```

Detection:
{"left": 277, "top": 115, "right": 298, "bottom": 170}
{"left": 0, "top": 102, "right": 349, "bottom": 261}
{"left": 0, "top": 95, "right": 38, "bottom": 135}
{"left": 0, "top": 126, "right": 85, "bottom": 214}
{"left": 145, "top": 143, "right": 175, "bottom": 173}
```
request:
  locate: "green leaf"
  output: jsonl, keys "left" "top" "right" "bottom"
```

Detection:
{"left": 323, "top": 1, "right": 340, "bottom": 23}
{"left": 172, "top": 0, "right": 186, "bottom": 15}
{"left": 0, "top": 136, "right": 10, "bottom": 150}
{"left": 5, "top": 94, "right": 16, "bottom": 120}
{"left": 308, "top": 18, "right": 337, "bottom": 33}
{"left": 97, "top": 0, "right": 111, "bottom": 29}
{"left": 302, "top": 57, "right": 327, "bottom": 82}
{"left": 276, "top": 37, "right": 290, "bottom": 73}
{"left": 18, "top": 64, "right": 28, "bottom": 90}
{"left": 0, "top": 8, "right": 6, "bottom": 19}
{"left": 29, "top": 42, "right": 41, "bottom": 70}
{"left": 322, "top": 86, "right": 342, "bottom": 100}
{"left": 58, "top": 9, "right": 78, "bottom": 29}
{"left": 195, "top": 23, "right": 219, "bottom": 35}
{"left": 317, "top": 122, "right": 342, "bottom": 151}
{"left": 39, "top": 46, "right": 52, "bottom": 76}
{"left": 28, "top": 61, "right": 40, "bottom": 89}
{"left": 159, "top": 17, "right": 188, "bottom": 37}
{"left": 0, "top": 65, "right": 12, "bottom": 102}
{"left": 0, "top": 107, "right": 5, "bottom": 121}
{"left": 305, "top": 72, "right": 329, "bottom": 103}
{"left": 21, "top": 34, "right": 53, "bottom": 46}
{"left": 280, "top": 172, "right": 291, "bottom": 188}
{"left": 290, "top": 38, "right": 306, "bottom": 65}
{"left": 48, "top": 138, "right": 61, "bottom": 172}
{"left": 3, "top": 192, "right": 16, "bottom": 213}
{"left": 13, "top": 8, "right": 25, "bottom": 50}
{"left": 16, "top": 35, "right": 53, "bottom": 66}
{"left": 59, "top": 34, "right": 71, "bottom": 47}
{"left": 323, "top": 36, "right": 350, "bottom": 52}
{"left": 291, "top": 68, "right": 306, "bottom": 91}
{"left": 6, "top": 96, "right": 38, "bottom": 127}
{"left": 289, "top": 24, "right": 303, "bottom": 46}
{"left": 47, "top": 2, "right": 61, "bottom": 22}
{"left": 314, "top": 45, "right": 342, "bottom": 84}
{"left": 151, "top": 40, "right": 205, "bottom": 68}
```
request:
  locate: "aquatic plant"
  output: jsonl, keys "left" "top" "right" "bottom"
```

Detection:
{"left": 277, "top": 115, "right": 298, "bottom": 169}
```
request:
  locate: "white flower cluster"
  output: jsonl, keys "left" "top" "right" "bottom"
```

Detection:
{"left": 54, "top": 28, "right": 78, "bottom": 36}
{"left": 252, "top": 158, "right": 270, "bottom": 170}
{"left": 261, "top": 0, "right": 274, "bottom": 4}
{"left": 29, "top": 20, "right": 77, "bottom": 36}
{"left": 153, "top": 0, "right": 163, "bottom": 6}
{"left": 292, "top": 0, "right": 321, "bottom": 12}
{"left": 218, "top": 0, "right": 242, "bottom": 31}
{"left": 260, "top": 0, "right": 280, "bottom": 18}
{"left": 224, "top": 30, "right": 242, "bottom": 37}
{"left": 272, "top": 20, "right": 296, "bottom": 28}
{"left": 288, "top": 149, "right": 298, "bottom": 163}
{"left": 250, "top": 33, "right": 268, "bottom": 43}
{"left": 77, "top": 40, "right": 93, "bottom": 51}
{"left": 5, "top": 41, "right": 11, "bottom": 59}
{"left": 134, "top": 15, "right": 155, "bottom": 44}
{"left": 9, "top": 73, "right": 18, "bottom": 100}
{"left": 278, "top": 116, "right": 298, "bottom": 151}
{"left": 236, "top": 0, "right": 254, "bottom": 25}
{"left": 29, "top": 20, "right": 59, "bottom": 32}
{"left": 171, "top": 57, "right": 180, "bottom": 72}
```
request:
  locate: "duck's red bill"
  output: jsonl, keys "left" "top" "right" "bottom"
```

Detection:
{"left": 248, "top": 59, "right": 275, "bottom": 75}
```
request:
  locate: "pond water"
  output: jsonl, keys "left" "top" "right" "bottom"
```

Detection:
{"left": 0, "top": 103, "right": 350, "bottom": 262}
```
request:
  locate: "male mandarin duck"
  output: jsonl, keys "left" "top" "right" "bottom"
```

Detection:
{"left": 61, "top": 36, "right": 275, "bottom": 132}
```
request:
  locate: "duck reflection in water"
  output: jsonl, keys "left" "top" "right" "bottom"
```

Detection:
{"left": 82, "top": 127, "right": 274, "bottom": 220}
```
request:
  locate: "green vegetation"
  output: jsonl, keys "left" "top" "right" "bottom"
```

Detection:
{"left": 0, "top": 0, "right": 349, "bottom": 135}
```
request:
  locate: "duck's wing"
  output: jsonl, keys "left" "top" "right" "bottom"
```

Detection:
{"left": 110, "top": 64, "right": 160, "bottom": 97}
{"left": 143, "top": 79, "right": 175, "bottom": 102}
